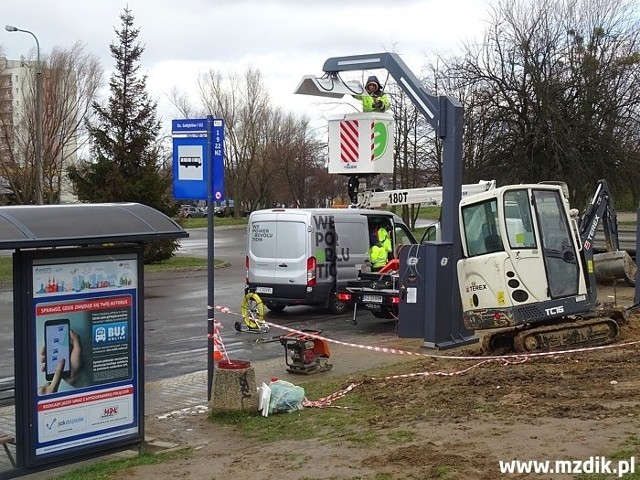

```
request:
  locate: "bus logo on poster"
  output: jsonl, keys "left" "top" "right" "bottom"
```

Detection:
{"left": 92, "top": 322, "right": 128, "bottom": 345}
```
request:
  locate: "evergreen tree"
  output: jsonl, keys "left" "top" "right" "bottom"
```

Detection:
{"left": 68, "top": 7, "right": 177, "bottom": 262}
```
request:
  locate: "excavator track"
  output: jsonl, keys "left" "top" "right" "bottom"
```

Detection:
{"left": 482, "top": 309, "right": 625, "bottom": 354}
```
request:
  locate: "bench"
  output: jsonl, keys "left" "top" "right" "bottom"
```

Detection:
{"left": 0, "top": 435, "right": 15, "bottom": 466}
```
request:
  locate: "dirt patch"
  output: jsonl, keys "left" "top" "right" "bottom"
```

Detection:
{"left": 125, "top": 285, "right": 640, "bottom": 480}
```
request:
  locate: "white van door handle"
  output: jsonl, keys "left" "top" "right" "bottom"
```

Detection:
{"left": 278, "top": 263, "right": 288, "bottom": 267}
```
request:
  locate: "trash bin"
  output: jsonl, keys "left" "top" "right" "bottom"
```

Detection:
{"left": 210, "top": 360, "right": 258, "bottom": 414}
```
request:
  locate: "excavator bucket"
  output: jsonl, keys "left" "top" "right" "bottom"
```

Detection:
{"left": 594, "top": 250, "right": 637, "bottom": 287}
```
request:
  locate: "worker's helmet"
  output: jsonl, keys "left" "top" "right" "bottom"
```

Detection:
{"left": 366, "top": 75, "right": 381, "bottom": 92}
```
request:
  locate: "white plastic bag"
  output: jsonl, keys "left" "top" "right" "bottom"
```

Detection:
{"left": 257, "top": 382, "right": 271, "bottom": 417}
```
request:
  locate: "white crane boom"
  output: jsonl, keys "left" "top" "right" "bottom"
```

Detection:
{"left": 356, "top": 180, "right": 497, "bottom": 208}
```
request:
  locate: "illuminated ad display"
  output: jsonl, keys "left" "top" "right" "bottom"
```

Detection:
{"left": 27, "top": 251, "right": 141, "bottom": 462}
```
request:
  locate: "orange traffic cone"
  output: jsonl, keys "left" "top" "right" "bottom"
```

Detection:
{"left": 212, "top": 320, "right": 228, "bottom": 363}
{"left": 213, "top": 339, "right": 224, "bottom": 362}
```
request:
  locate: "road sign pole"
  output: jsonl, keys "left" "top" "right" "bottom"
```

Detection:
{"left": 206, "top": 115, "right": 215, "bottom": 400}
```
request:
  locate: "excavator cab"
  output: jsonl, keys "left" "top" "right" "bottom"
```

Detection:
{"left": 456, "top": 181, "right": 631, "bottom": 352}
{"left": 457, "top": 183, "right": 589, "bottom": 330}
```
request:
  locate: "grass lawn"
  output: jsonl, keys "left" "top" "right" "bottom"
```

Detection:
{"left": 181, "top": 216, "right": 248, "bottom": 228}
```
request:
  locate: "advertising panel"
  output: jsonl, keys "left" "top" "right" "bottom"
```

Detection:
{"left": 24, "top": 250, "right": 142, "bottom": 465}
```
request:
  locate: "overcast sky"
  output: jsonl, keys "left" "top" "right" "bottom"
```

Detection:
{"left": 2, "top": 0, "right": 491, "bottom": 133}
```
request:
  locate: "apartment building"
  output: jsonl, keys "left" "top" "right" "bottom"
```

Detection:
{"left": 0, "top": 57, "right": 78, "bottom": 203}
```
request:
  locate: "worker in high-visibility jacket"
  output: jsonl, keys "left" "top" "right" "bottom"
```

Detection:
{"left": 376, "top": 225, "right": 393, "bottom": 258}
{"left": 369, "top": 233, "right": 388, "bottom": 271}
{"left": 353, "top": 76, "right": 390, "bottom": 113}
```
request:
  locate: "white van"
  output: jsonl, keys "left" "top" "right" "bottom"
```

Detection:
{"left": 245, "top": 208, "right": 416, "bottom": 314}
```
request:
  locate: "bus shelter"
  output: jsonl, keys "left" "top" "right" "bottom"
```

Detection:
{"left": 0, "top": 203, "right": 187, "bottom": 479}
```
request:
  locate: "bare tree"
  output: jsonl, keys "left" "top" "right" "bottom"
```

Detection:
{"left": 44, "top": 42, "right": 103, "bottom": 203}
{"left": 448, "top": 0, "right": 640, "bottom": 206}
{"left": 194, "top": 67, "right": 329, "bottom": 212}
{"left": 167, "top": 86, "right": 200, "bottom": 119}
{"left": 384, "top": 75, "right": 441, "bottom": 227}
{"left": 271, "top": 112, "right": 325, "bottom": 207}
{"left": 197, "top": 67, "right": 272, "bottom": 213}
{"left": 0, "top": 42, "right": 102, "bottom": 204}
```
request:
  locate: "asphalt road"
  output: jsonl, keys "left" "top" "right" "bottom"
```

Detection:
{"left": 144, "top": 226, "right": 399, "bottom": 381}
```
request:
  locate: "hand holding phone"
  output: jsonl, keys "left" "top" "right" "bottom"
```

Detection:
{"left": 44, "top": 319, "right": 71, "bottom": 381}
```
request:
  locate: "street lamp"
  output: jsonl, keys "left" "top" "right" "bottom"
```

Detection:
{"left": 6, "top": 24, "right": 43, "bottom": 205}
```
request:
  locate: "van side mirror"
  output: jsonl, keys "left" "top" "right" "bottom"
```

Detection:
{"left": 420, "top": 223, "right": 440, "bottom": 243}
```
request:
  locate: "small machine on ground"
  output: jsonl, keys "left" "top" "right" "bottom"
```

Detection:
{"left": 279, "top": 330, "right": 332, "bottom": 374}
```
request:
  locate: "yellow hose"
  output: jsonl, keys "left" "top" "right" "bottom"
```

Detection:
{"left": 240, "top": 292, "right": 265, "bottom": 330}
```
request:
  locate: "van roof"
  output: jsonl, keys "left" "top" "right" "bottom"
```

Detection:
{"left": 250, "top": 207, "right": 398, "bottom": 216}
{"left": 248, "top": 208, "right": 405, "bottom": 225}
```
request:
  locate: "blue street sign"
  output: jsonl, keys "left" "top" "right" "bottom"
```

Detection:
{"left": 172, "top": 117, "right": 225, "bottom": 201}
{"left": 210, "top": 119, "right": 225, "bottom": 202}
{"left": 171, "top": 119, "right": 207, "bottom": 134}
{"left": 173, "top": 136, "right": 207, "bottom": 199}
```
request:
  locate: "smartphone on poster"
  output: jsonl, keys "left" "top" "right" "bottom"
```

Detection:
{"left": 44, "top": 319, "right": 71, "bottom": 381}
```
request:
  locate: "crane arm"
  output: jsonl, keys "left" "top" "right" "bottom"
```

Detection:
{"left": 357, "top": 181, "right": 497, "bottom": 209}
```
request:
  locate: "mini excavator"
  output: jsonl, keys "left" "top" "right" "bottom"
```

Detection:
{"left": 456, "top": 179, "right": 636, "bottom": 353}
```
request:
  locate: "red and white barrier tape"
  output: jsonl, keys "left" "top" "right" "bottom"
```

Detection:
{"left": 211, "top": 303, "right": 640, "bottom": 362}
{"left": 303, "top": 357, "right": 532, "bottom": 408}
{"left": 302, "top": 381, "right": 363, "bottom": 408}
{"left": 207, "top": 319, "right": 229, "bottom": 362}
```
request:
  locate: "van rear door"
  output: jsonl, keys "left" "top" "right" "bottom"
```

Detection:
{"left": 247, "top": 213, "right": 277, "bottom": 291}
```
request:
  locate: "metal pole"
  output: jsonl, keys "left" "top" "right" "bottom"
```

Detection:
{"left": 35, "top": 49, "right": 43, "bottom": 205}
{"left": 6, "top": 25, "right": 43, "bottom": 204}
{"left": 206, "top": 115, "right": 214, "bottom": 401}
